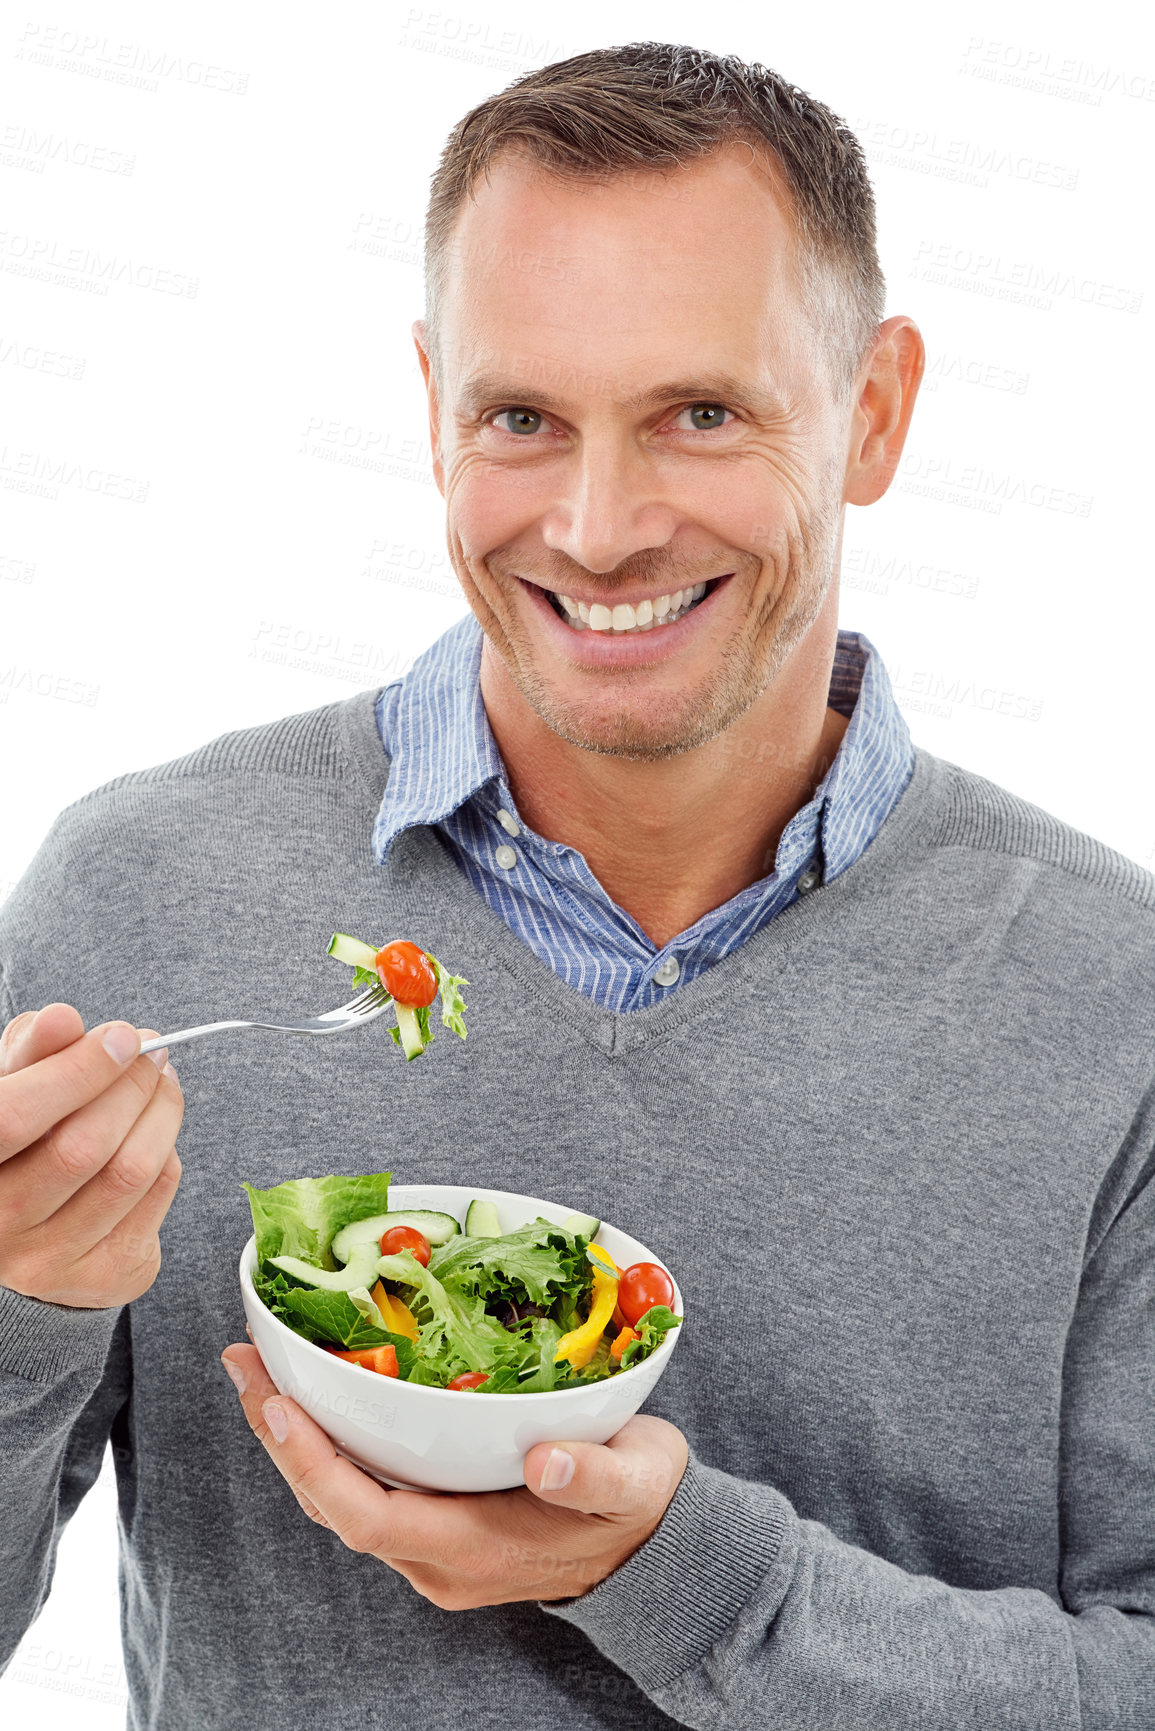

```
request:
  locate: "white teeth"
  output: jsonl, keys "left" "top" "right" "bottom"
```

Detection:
{"left": 550, "top": 582, "right": 712, "bottom": 633}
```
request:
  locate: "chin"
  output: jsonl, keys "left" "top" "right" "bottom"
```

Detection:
{"left": 529, "top": 690, "right": 739, "bottom": 761}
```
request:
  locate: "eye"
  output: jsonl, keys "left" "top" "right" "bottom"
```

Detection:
{"left": 489, "top": 408, "right": 545, "bottom": 436}
{"left": 676, "top": 403, "right": 734, "bottom": 431}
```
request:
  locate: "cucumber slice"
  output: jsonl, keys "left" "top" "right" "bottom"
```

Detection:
{"left": 464, "top": 1199, "right": 501, "bottom": 1237}
{"left": 394, "top": 1002, "right": 427, "bottom": 1061}
{"left": 330, "top": 1209, "right": 461, "bottom": 1264}
{"left": 328, "top": 931, "right": 378, "bottom": 972}
{"left": 561, "top": 1210, "right": 601, "bottom": 1238}
{"left": 270, "top": 1246, "right": 381, "bottom": 1291}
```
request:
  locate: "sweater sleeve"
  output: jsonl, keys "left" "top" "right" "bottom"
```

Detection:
{"left": 0, "top": 1287, "right": 130, "bottom": 1674}
{"left": 0, "top": 967, "right": 132, "bottom": 1675}
{"left": 542, "top": 1138, "right": 1155, "bottom": 1729}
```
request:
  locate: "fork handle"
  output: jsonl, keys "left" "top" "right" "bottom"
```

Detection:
{"left": 139, "top": 1021, "right": 255, "bottom": 1053}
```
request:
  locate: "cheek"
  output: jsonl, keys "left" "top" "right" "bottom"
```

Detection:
{"left": 444, "top": 454, "right": 546, "bottom": 561}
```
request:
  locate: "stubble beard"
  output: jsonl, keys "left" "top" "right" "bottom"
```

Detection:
{"left": 467, "top": 488, "right": 843, "bottom": 763}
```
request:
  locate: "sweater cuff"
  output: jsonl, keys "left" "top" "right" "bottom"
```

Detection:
{"left": 0, "top": 1284, "right": 122, "bottom": 1383}
{"left": 540, "top": 1450, "right": 792, "bottom": 1693}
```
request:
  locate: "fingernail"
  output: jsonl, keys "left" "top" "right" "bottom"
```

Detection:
{"left": 148, "top": 1047, "right": 169, "bottom": 1070}
{"left": 264, "top": 1401, "right": 288, "bottom": 1443}
{"left": 540, "top": 1448, "right": 574, "bottom": 1491}
{"left": 101, "top": 1023, "right": 140, "bottom": 1065}
{"left": 162, "top": 1061, "right": 178, "bottom": 1079}
{"left": 222, "top": 1357, "right": 246, "bottom": 1394}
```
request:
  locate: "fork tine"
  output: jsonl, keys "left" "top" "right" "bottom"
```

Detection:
{"left": 344, "top": 983, "right": 391, "bottom": 1015}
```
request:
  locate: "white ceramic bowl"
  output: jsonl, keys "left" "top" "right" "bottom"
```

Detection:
{"left": 240, "top": 1182, "right": 684, "bottom": 1492}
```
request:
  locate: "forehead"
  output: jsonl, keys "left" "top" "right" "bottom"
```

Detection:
{"left": 437, "top": 143, "right": 807, "bottom": 402}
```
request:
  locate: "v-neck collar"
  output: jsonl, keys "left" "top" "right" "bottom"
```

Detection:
{"left": 337, "top": 683, "right": 948, "bottom": 1058}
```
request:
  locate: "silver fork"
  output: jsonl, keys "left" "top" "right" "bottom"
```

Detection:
{"left": 137, "top": 983, "right": 394, "bottom": 1053}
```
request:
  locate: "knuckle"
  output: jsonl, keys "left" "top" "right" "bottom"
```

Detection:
{"left": 338, "top": 1512, "right": 387, "bottom": 1556}
{"left": 42, "top": 1118, "right": 104, "bottom": 1184}
{"left": 294, "top": 1493, "right": 329, "bottom": 1528}
{"left": 122, "top": 1057, "right": 161, "bottom": 1105}
{"left": 108, "top": 1237, "right": 162, "bottom": 1293}
{"left": 155, "top": 1149, "right": 182, "bottom": 1192}
{"left": 97, "top": 1146, "right": 162, "bottom": 1200}
{"left": 293, "top": 1459, "right": 330, "bottom": 1506}
{"left": 0, "top": 1012, "right": 36, "bottom": 1072}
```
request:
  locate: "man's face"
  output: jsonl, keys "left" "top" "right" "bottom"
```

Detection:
{"left": 420, "top": 144, "right": 857, "bottom": 760}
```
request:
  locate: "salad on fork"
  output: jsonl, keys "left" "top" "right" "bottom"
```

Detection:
{"left": 328, "top": 932, "right": 469, "bottom": 1061}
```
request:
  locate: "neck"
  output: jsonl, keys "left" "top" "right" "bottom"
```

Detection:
{"left": 478, "top": 579, "right": 849, "bottom": 950}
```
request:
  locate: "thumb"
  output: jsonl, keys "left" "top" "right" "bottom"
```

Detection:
{"left": 524, "top": 1414, "right": 688, "bottom": 1519}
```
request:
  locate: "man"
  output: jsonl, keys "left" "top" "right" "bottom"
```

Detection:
{"left": 1, "top": 41, "right": 1152, "bottom": 1730}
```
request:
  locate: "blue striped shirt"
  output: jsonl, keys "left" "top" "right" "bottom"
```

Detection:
{"left": 373, "top": 614, "right": 914, "bottom": 1012}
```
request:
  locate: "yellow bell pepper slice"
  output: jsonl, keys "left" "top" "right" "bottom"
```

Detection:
{"left": 586, "top": 1243, "right": 620, "bottom": 1279}
{"left": 368, "top": 1279, "right": 419, "bottom": 1343}
{"left": 555, "top": 1259, "right": 620, "bottom": 1368}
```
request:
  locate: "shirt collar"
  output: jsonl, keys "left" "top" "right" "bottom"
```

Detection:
{"left": 372, "top": 615, "right": 495, "bottom": 863}
{"left": 373, "top": 612, "right": 911, "bottom": 874}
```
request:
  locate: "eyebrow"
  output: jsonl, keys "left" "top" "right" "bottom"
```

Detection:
{"left": 454, "top": 371, "right": 788, "bottom": 420}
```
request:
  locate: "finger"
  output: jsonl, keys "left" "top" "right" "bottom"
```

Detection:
{"left": 0, "top": 1004, "right": 85, "bottom": 1075}
{"left": 10, "top": 1146, "right": 183, "bottom": 1309}
{"left": 221, "top": 1345, "right": 450, "bottom": 1562}
{"left": 523, "top": 1414, "right": 689, "bottom": 1518}
{"left": 0, "top": 1018, "right": 158, "bottom": 1163}
{"left": 76, "top": 1146, "right": 183, "bottom": 1283}
{"left": 0, "top": 1043, "right": 175, "bottom": 1223}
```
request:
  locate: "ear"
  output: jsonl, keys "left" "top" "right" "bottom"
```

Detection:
{"left": 412, "top": 319, "right": 445, "bottom": 497}
{"left": 843, "top": 315, "right": 925, "bottom": 507}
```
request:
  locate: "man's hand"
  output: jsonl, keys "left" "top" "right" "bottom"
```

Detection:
{"left": 0, "top": 1003, "right": 184, "bottom": 1307}
{"left": 221, "top": 1342, "right": 689, "bottom": 1608}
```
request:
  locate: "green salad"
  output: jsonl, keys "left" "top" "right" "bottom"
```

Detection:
{"left": 244, "top": 1171, "right": 682, "bottom": 1393}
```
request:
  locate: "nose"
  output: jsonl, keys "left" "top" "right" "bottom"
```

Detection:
{"left": 539, "top": 433, "right": 679, "bottom": 574}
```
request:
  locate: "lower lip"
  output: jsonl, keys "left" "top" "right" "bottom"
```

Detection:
{"left": 519, "top": 578, "right": 733, "bottom": 666}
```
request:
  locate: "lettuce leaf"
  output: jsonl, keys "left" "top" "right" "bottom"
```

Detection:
{"left": 428, "top": 954, "right": 469, "bottom": 1039}
{"left": 377, "top": 1249, "right": 524, "bottom": 1382}
{"left": 619, "top": 1304, "right": 681, "bottom": 1370}
{"left": 251, "top": 1259, "right": 417, "bottom": 1366}
{"left": 428, "top": 1218, "right": 591, "bottom": 1310}
{"left": 242, "top": 1171, "right": 393, "bottom": 1269}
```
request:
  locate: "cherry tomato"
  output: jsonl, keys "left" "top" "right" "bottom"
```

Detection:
{"left": 617, "top": 1262, "right": 675, "bottom": 1328}
{"left": 375, "top": 940, "right": 438, "bottom": 1008}
{"left": 446, "top": 1371, "right": 489, "bottom": 1391}
{"left": 379, "top": 1225, "right": 431, "bottom": 1266}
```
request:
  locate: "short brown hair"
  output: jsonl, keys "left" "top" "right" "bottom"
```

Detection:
{"left": 422, "top": 41, "right": 886, "bottom": 404}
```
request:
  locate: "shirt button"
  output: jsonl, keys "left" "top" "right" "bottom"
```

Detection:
{"left": 496, "top": 808, "right": 520, "bottom": 838}
{"left": 797, "top": 862, "right": 821, "bottom": 895}
{"left": 494, "top": 843, "right": 518, "bottom": 870}
{"left": 653, "top": 955, "right": 680, "bottom": 987}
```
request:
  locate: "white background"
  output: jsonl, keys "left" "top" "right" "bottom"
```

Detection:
{"left": 1, "top": 0, "right": 1151, "bottom": 1721}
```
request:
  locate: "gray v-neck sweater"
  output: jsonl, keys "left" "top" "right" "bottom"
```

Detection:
{"left": 1, "top": 685, "right": 1153, "bottom": 1730}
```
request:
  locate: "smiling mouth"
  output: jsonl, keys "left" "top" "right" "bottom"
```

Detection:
{"left": 539, "top": 578, "right": 724, "bottom": 634}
